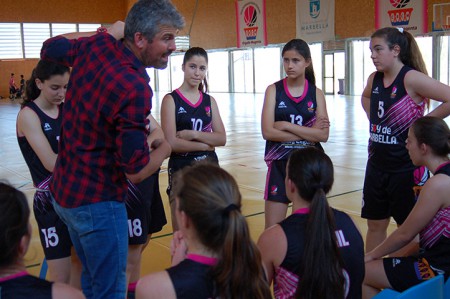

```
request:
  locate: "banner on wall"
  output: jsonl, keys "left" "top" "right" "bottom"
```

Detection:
{"left": 235, "top": 0, "right": 268, "bottom": 48}
{"left": 296, "top": 0, "right": 335, "bottom": 43}
{"left": 375, "top": 0, "right": 428, "bottom": 34}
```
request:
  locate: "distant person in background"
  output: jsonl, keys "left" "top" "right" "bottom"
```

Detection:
{"left": 9, "top": 73, "right": 18, "bottom": 100}
{"left": 19, "top": 74, "right": 25, "bottom": 97}
{"left": 0, "top": 181, "right": 84, "bottom": 299}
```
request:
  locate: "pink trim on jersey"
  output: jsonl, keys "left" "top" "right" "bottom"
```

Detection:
{"left": 283, "top": 78, "right": 309, "bottom": 103}
{"left": 175, "top": 89, "right": 203, "bottom": 108}
{"left": 292, "top": 207, "right": 310, "bottom": 215}
{"left": 0, "top": 271, "right": 28, "bottom": 283}
{"left": 435, "top": 161, "right": 450, "bottom": 174}
{"left": 420, "top": 205, "right": 450, "bottom": 248}
{"left": 273, "top": 266, "right": 299, "bottom": 299}
{"left": 187, "top": 253, "right": 218, "bottom": 266}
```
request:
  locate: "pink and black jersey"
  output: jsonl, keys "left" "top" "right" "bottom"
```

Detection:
{"left": 274, "top": 208, "right": 364, "bottom": 299}
{"left": 166, "top": 254, "right": 217, "bottom": 299}
{"left": 264, "top": 78, "right": 318, "bottom": 163}
{"left": 0, "top": 272, "right": 53, "bottom": 299}
{"left": 419, "top": 162, "right": 450, "bottom": 279}
{"left": 170, "top": 89, "right": 213, "bottom": 157}
{"left": 17, "top": 102, "right": 63, "bottom": 187}
{"left": 368, "top": 66, "right": 425, "bottom": 172}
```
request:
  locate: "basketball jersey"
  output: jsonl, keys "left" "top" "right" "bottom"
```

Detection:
{"left": 167, "top": 255, "right": 217, "bottom": 299}
{"left": 368, "top": 66, "right": 425, "bottom": 172}
{"left": 274, "top": 208, "right": 364, "bottom": 299}
{"left": 419, "top": 162, "right": 450, "bottom": 278}
{"left": 264, "top": 78, "right": 318, "bottom": 163}
{"left": 170, "top": 89, "right": 214, "bottom": 158}
{"left": 0, "top": 272, "right": 53, "bottom": 299}
{"left": 17, "top": 102, "right": 63, "bottom": 186}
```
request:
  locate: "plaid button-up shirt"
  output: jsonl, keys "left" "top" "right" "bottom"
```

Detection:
{"left": 41, "top": 33, "right": 151, "bottom": 208}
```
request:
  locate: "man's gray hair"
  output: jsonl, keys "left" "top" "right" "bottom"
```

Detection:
{"left": 124, "top": 0, "right": 185, "bottom": 42}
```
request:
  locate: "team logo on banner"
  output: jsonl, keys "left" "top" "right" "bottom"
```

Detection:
{"left": 375, "top": 0, "right": 427, "bottom": 34}
{"left": 244, "top": 4, "right": 258, "bottom": 40}
{"left": 388, "top": 0, "right": 413, "bottom": 26}
{"left": 235, "top": 0, "right": 268, "bottom": 48}
{"left": 310, "top": 0, "right": 320, "bottom": 18}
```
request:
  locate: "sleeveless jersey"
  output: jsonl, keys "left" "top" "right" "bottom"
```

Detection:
{"left": 368, "top": 66, "right": 425, "bottom": 172}
{"left": 17, "top": 102, "right": 62, "bottom": 186}
{"left": 274, "top": 208, "right": 364, "bottom": 299}
{"left": 0, "top": 272, "right": 53, "bottom": 299}
{"left": 170, "top": 89, "right": 214, "bottom": 158}
{"left": 167, "top": 257, "right": 215, "bottom": 299}
{"left": 419, "top": 162, "right": 450, "bottom": 278}
{"left": 264, "top": 78, "right": 318, "bottom": 163}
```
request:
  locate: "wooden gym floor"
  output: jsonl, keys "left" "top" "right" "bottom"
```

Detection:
{"left": 0, "top": 92, "right": 401, "bottom": 278}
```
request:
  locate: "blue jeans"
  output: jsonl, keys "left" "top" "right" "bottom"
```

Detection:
{"left": 53, "top": 198, "right": 128, "bottom": 299}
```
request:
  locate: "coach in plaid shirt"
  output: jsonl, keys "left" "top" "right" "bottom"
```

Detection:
{"left": 40, "top": 1, "right": 184, "bottom": 298}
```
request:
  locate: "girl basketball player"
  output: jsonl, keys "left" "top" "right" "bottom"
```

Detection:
{"left": 0, "top": 182, "right": 84, "bottom": 298}
{"left": 16, "top": 60, "right": 80, "bottom": 285}
{"left": 126, "top": 114, "right": 167, "bottom": 298}
{"left": 361, "top": 27, "right": 450, "bottom": 252}
{"left": 161, "top": 47, "right": 226, "bottom": 230}
{"left": 135, "top": 164, "right": 271, "bottom": 299}
{"left": 261, "top": 39, "right": 330, "bottom": 228}
{"left": 363, "top": 116, "right": 450, "bottom": 298}
{"left": 258, "top": 148, "right": 364, "bottom": 299}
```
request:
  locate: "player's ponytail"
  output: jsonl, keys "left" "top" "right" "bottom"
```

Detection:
{"left": 287, "top": 148, "right": 345, "bottom": 299}
{"left": 174, "top": 164, "right": 271, "bottom": 299}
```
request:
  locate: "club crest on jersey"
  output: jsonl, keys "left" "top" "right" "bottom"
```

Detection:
{"left": 270, "top": 185, "right": 278, "bottom": 195}
{"left": 390, "top": 86, "right": 397, "bottom": 99}
{"left": 205, "top": 106, "right": 211, "bottom": 117}
{"left": 278, "top": 101, "right": 287, "bottom": 109}
{"left": 178, "top": 107, "right": 187, "bottom": 114}
{"left": 372, "top": 87, "right": 379, "bottom": 94}
{"left": 43, "top": 123, "right": 52, "bottom": 131}
{"left": 307, "top": 101, "right": 315, "bottom": 112}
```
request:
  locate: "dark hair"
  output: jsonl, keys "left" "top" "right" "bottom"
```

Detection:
{"left": 22, "top": 60, "right": 70, "bottom": 107}
{"left": 287, "top": 148, "right": 345, "bottom": 299}
{"left": 173, "top": 164, "right": 271, "bottom": 299}
{"left": 411, "top": 116, "right": 450, "bottom": 157}
{"left": 124, "top": 0, "right": 185, "bottom": 42}
{"left": 371, "top": 27, "right": 427, "bottom": 75}
{"left": 183, "top": 47, "right": 209, "bottom": 92}
{"left": 0, "top": 182, "right": 30, "bottom": 267}
{"left": 282, "top": 39, "right": 316, "bottom": 86}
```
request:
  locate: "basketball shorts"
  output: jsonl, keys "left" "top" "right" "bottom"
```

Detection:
{"left": 33, "top": 190, "right": 72, "bottom": 260}
{"left": 126, "top": 170, "right": 167, "bottom": 245}
{"left": 264, "top": 159, "right": 289, "bottom": 204}
{"left": 361, "top": 162, "right": 429, "bottom": 224}
{"left": 167, "top": 151, "right": 219, "bottom": 197}
{"left": 383, "top": 256, "right": 440, "bottom": 292}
